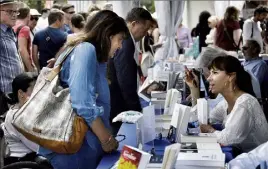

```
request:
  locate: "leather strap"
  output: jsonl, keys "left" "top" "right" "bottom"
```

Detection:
{"left": 223, "top": 20, "right": 242, "bottom": 52}
{"left": 46, "top": 45, "right": 77, "bottom": 81}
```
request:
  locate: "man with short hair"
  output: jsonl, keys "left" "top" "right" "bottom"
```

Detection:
{"left": 0, "top": 0, "right": 24, "bottom": 94}
{"left": 108, "top": 7, "right": 153, "bottom": 134}
{"left": 32, "top": 9, "right": 67, "bottom": 71}
{"left": 13, "top": 5, "right": 34, "bottom": 72}
{"left": 61, "top": 4, "right": 75, "bottom": 34}
{"left": 242, "top": 39, "right": 268, "bottom": 121}
{"left": 243, "top": 5, "right": 268, "bottom": 53}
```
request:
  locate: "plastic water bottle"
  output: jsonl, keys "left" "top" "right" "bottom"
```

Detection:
{"left": 187, "top": 106, "right": 200, "bottom": 135}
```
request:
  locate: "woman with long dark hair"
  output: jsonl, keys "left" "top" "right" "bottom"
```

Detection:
{"left": 2, "top": 73, "right": 38, "bottom": 165}
{"left": 38, "top": 10, "right": 129, "bottom": 169}
{"left": 195, "top": 11, "right": 211, "bottom": 52}
{"left": 186, "top": 55, "right": 268, "bottom": 153}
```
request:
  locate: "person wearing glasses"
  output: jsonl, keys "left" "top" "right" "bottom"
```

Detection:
{"left": 0, "top": 0, "right": 24, "bottom": 94}
{"left": 28, "top": 9, "right": 41, "bottom": 44}
{"left": 242, "top": 40, "right": 268, "bottom": 122}
{"left": 61, "top": 4, "right": 75, "bottom": 34}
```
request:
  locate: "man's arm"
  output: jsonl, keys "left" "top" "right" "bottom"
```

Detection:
{"left": 114, "top": 39, "right": 142, "bottom": 112}
{"left": 18, "top": 37, "right": 33, "bottom": 72}
{"left": 32, "top": 44, "right": 40, "bottom": 71}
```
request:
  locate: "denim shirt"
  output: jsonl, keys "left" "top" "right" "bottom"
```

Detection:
{"left": 39, "top": 42, "right": 111, "bottom": 155}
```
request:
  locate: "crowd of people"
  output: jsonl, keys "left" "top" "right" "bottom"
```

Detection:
{"left": 0, "top": 0, "right": 268, "bottom": 169}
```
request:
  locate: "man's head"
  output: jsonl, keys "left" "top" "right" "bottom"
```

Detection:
{"left": 61, "top": 4, "right": 75, "bottom": 22}
{"left": 126, "top": 7, "right": 153, "bottom": 42}
{"left": 17, "top": 6, "right": 30, "bottom": 25}
{"left": 242, "top": 40, "right": 261, "bottom": 60}
{"left": 28, "top": 9, "right": 40, "bottom": 30}
{"left": 48, "top": 9, "right": 64, "bottom": 28}
{"left": 41, "top": 8, "right": 50, "bottom": 18}
{"left": 195, "top": 46, "right": 229, "bottom": 78}
{"left": 0, "top": 0, "right": 19, "bottom": 27}
{"left": 254, "top": 5, "right": 268, "bottom": 22}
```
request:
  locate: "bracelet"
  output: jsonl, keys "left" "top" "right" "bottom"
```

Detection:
{"left": 101, "top": 135, "right": 113, "bottom": 145}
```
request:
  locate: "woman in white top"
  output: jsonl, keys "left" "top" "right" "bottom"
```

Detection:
{"left": 2, "top": 73, "right": 38, "bottom": 165}
{"left": 185, "top": 55, "right": 268, "bottom": 152}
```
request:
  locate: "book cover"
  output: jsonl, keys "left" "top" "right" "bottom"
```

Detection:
{"left": 118, "top": 146, "right": 142, "bottom": 169}
{"left": 139, "top": 81, "right": 167, "bottom": 102}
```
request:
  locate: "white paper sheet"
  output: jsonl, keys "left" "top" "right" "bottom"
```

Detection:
{"left": 140, "top": 105, "right": 156, "bottom": 144}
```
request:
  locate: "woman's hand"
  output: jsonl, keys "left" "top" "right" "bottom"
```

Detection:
{"left": 200, "top": 124, "right": 216, "bottom": 133}
{"left": 184, "top": 68, "right": 199, "bottom": 89}
{"left": 101, "top": 135, "right": 119, "bottom": 153}
{"left": 46, "top": 58, "right": 56, "bottom": 68}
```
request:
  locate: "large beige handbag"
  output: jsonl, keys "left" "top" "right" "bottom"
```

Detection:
{"left": 12, "top": 46, "right": 88, "bottom": 154}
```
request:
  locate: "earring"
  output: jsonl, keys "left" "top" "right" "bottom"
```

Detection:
{"left": 233, "top": 86, "right": 236, "bottom": 91}
{"left": 224, "top": 82, "right": 228, "bottom": 86}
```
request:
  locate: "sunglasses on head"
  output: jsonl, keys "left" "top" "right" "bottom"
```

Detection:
{"left": 67, "top": 11, "right": 75, "bottom": 14}
{"left": 31, "top": 17, "right": 39, "bottom": 21}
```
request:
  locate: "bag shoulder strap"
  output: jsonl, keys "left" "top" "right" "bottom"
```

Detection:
{"left": 46, "top": 45, "right": 77, "bottom": 81}
{"left": 223, "top": 20, "right": 241, "bottom": 51}
{"left": 251, "top": 22, "right": 254, "bottom": 38}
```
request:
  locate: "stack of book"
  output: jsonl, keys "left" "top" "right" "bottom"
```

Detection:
{"left": 175, "top": 142, "right": 225, "bottom": 169}
{"left": 151, "top": 91, "right": 167, "bottom": 109}
{"left": 117, "top": 145, "right": 152, "bottom": 169}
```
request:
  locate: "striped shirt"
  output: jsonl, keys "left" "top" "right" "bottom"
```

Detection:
{"left": 0, "top": 24, "right": 23, "bottom": 94}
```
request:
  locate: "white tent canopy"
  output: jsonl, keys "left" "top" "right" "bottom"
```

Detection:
{"left": 154, "top": 0, "right": 185, "bottom": 61}
{"left": 214, "top": 0, "right": 245, "bottom": 19}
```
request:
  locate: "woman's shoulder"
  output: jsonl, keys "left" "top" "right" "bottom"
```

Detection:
{"left": 236, "top": 93, "right": 259, "bottom": 107}
{"left": 76, "top": 42, "right": 96, "bottom": 51}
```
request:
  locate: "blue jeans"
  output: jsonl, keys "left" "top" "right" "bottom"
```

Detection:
{"left": 43, "top": 139, "right": 104, "bottom": 169}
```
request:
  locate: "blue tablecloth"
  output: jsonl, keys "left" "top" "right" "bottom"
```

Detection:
{"left": 96, "top": 123, "right": 137, "bottom": 169}
{"left": 97, "top": 123, "right": 234, "bottom": 168}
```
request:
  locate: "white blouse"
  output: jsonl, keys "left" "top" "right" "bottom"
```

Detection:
{"left": 210, "top": 93, "right": 268, "bottom": 152}
{"left": 228, "top": 141, "right": 268, "bottom": 169}
{"left": 2, "top": 106, "right": 38, "bottom": 157}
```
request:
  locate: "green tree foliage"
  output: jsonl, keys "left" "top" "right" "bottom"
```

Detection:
{"left": 140, "top": 0, "right": 155, "bottom": 13}
{"left": 25, "top": 0, "right": 44, "bottom": 12}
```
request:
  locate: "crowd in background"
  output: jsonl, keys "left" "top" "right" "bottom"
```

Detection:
{"left": 1, "top": 0, "right": 268, "bottom": 169}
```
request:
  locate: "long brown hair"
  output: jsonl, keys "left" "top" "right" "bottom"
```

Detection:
{"left": 66, "top": 10, "right": 129, "bottom": 62}
{"left": 224, "top": 6, "right": 239, "bottom": 21}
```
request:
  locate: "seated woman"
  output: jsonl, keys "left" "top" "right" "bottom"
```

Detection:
{"left": 2, "top": 72, "right": 39, "bottom": 165}
{"left": 186, "top": 55, "right": 268, "bottom": 153}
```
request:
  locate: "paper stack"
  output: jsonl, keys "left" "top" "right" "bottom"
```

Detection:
{"left": 161, "top": 143, "right": 181, "bottom": 169}
{"left": 197, "top": 98, "right": 209, "bottom": 125}
{"left": 175, "top": 143, "right": 225, "bottom": 169}
{"left": 180, "top": 133, "right": 218, "bottom": 143}
{"left": 151, "top": 91, "right": 167, "bottom": 109}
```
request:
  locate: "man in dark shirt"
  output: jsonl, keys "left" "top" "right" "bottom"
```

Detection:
{"left": 108, "top": 8, "right": 153, "bottom": 134}
{"left": 32, "top": 9, "right": 67, "bottom": 71}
